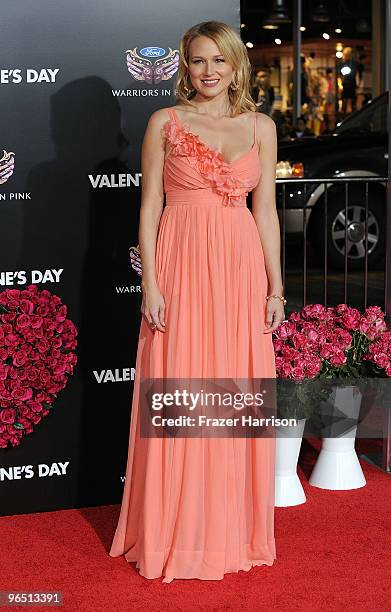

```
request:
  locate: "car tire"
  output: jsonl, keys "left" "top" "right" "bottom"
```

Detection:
{"left": 310, "top": 191, "right": 386, "bottom": 270}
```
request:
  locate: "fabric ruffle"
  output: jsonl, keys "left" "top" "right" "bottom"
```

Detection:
{"left": 163, "top": 117, "right": 255, "bottom": 207}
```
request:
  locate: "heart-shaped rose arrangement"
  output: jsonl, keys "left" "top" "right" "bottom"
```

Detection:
{"left": 0, "top": 285, "right": 78, "bottom": 449}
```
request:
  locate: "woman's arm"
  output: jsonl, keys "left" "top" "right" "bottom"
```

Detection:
{"left": 251, "top": 113, "right": 283, "bottom": 296}
{"left": 138, "top": 109, "right": 167, "bottom": 290}
{"left": 252, "top": 113, "right": 285, "bottom": 332}
{"left": 138, "top": 109, "right": 168, "bottom": 331}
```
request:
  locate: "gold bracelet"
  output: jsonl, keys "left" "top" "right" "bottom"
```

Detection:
{"left": 266, "top": 294, "right": 287, "bottom": 306}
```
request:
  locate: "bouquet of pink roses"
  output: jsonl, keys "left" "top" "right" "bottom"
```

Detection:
{"left": 273, "top": 303, "right": 391, "bottom": 380}
{"left": 272, "top": 304, "right": 391, "bottom": 419}
{"left": 0, "top": 285, "right": 78, "bottom": 449}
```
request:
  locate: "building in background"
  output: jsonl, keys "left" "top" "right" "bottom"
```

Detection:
{"left": 240, "top": 0, "right": 388, "bottom": 138}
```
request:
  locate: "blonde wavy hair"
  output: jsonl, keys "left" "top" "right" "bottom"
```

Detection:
{"left": 174, "top": 21, "right": 257, "bottom": 117}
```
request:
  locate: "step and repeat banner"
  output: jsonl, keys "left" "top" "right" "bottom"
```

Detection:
{"left": 0, "top": 0, "right": 239, "bottom": 515}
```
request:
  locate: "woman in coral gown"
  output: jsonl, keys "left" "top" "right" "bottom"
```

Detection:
{"left": 109, "top": 20, "right": 285, "bottom": 583}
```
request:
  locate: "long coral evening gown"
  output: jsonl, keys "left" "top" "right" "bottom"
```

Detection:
{"left": 109, "top": 107, "right": 277, "bottom": 583}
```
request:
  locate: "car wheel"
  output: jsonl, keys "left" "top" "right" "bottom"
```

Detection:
{"left": 311, "top": 194, "right": 386, "bottom": 270}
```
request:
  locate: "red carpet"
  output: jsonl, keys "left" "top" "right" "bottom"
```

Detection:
{"left": 0, "top": 440, "right": 390, "bottom": 612}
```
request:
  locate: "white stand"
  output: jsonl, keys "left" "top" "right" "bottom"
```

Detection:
{"left": 309, "top": 386, "right": 366, "bottom": 490}
{"left": 275, "top": 418, "right": 307, "bottom": 507}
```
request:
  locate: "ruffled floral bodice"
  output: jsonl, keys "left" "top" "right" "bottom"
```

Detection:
{"left": 162, "top": 109, "right": 261, "bottom": 207}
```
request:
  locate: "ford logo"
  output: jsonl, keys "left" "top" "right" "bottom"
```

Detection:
{"left": 140, "top": 46, "right": 166, "bottom": 58}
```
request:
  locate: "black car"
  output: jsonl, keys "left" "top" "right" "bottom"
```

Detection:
{"left": 275, "top": 92, "right": 389, "bottom": 269}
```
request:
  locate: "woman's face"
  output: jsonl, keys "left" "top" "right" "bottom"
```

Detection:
{"left": 187, "top": 35, "right": 234, "bottom": 99}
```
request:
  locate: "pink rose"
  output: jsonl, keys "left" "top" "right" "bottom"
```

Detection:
{"left": 23, "top": 331, "right": 36, "bottom": 343}
{"left": 292, "top": 365, "right": 305, "bottom": 379}
{"left": 12, "top": 351, "right": 29, "bottom": 367}
{"left": 273, "top": 338, "right": 284, "bottom": 352}
{"left": 38, "top": 369, "right": 50, "bottom": 383}
{"left": 289, "top": 312, "right": 302, "bottom": 323}
{"left": 54, "top": 363, "right": 67, "bottom": 375}
{"left": 11, "top": 387, "right": 33, "bottom": 401}
{"left": 302, "top": 304, "right": 326, "bottom": 320}
{"left": 340, "top": 310, "right": 361, "bottom": 331}
{"left": 282, "top": 346, "right": 298, "bottom": 360}
{"left": 39, "top": 289, "right": 51, "bottom": 300}
{"left": 44, "top": 319, "right": 56, "bottom": 332}
{"left": 320, "top": 343, "right": 333, "bottom": 359}
{"left": 5, "top": 289, "right": 20, "bottom": 300}
{"left": 278, "top": 322, "right": 296, "bottom": 339}
{"left": 8, "top": 366, "right": 18, "bottom": 379}
{"left": 336, "top": 329, "right": 352, "bottom": 349}
{"left": 55, "top": 304, "right": 68, "bottom": 322}
{"left": 26, "top": 367, "right": 39, "bottom": 381}
{"left": 35, "top": 305, "right": 50, "bottom": 316}
{"left": 307, "top": 328, "right": 319, "bottom": 343}
{"left": 364, "top": 306, "right": 385, "bottom": 322}
{"left": 280, "top": 363, "right": 293, "bottom": 377}
{"left": 16, "top": 417, "right": 34, "bottom": 433}
{"left": 306, "top": 360, "right": 322, "bottom": 377}
{"left": 329, "top": 351, "right": 346, "bottom": 366}
{"left": 30, "top": 316, "right": 44, "bottom": 330}
{"left": 18, "top": 368, "right": 27, "bottom": 380}
{"left": 292, "top": 332, "right": 307, "bottom": 349}
{"left": 51, "top": 336, "right": 62, "bottom": 349}
{"left": 26, "top": 400, "right": 43, "bottom": 413}
{"left": 25, "top": 284, "right": 38, "bottom": 293}
{"left": 6, "top": 298, "right": 19, "bottom": 310}
{"left": 373, "top": 353, "right": 389, "bottom": 369}
{"left": 335, "top": 303, "right": 348, "bottom": 314}
{"left": 4, "top": 333, "right": 20, "bottom": 348}
{"left": 33, "top": 327, "right": 44, "bottom": 340}
{"left": 0, "top": 388, "right": 12, "bottom": 401}
{"left": 19, "top": 298, "right": 35, "bottom": 314}
{"left": 0, "top": 408, "right": 16, "bottom": 424}
{"left": 16, "top": 314, "right": 31, "bottom": 330}
{"left": 19, "top": 405, "right": 33, "bottom": 418}
{"left": 36, "top": 338, "right": 50, "bottom": 353}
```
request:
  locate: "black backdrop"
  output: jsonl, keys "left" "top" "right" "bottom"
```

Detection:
{"left": 0, "top": 0, "right": 239, "bottom": 516}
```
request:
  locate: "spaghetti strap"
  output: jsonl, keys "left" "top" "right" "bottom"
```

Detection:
{"left": 168, "top": 107, "right": 180, "bottom": 125}
{"left": 253, "top": 113, "right": 257, "bottom": 146}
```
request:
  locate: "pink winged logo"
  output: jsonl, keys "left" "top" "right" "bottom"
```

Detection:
{"left": 0, "top": 150, "right": 15, "bottom": 185}
{"left": 126, "top": 47, "right": 179, "bottom": 85}
{"left": 129, "top": 244, "right": 142, "bottom": 276}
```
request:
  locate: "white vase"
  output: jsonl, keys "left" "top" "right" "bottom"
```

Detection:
{"left": 275, "top": 418, "right": 307, "bottom": 507}
{"left": 309, "top": 385, "right": 366, "bottom": 490}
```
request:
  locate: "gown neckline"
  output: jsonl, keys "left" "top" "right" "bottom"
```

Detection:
{"left": 170, "top": 108, "right": 258, "bottom": 167}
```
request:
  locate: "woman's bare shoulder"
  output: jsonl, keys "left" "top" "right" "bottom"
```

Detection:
{"left": 255, "top": 112, "right": 277, "bottom": 136}
{"left": 148, "top": 106, "right": 175, "bottom": 125}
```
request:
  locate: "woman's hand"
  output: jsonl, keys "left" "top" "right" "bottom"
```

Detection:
{"left": 141, "top": 283, "right": 166, "bottom": 332}
{"left": 263, "top": 297, "right": 285, "bottom": 334}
